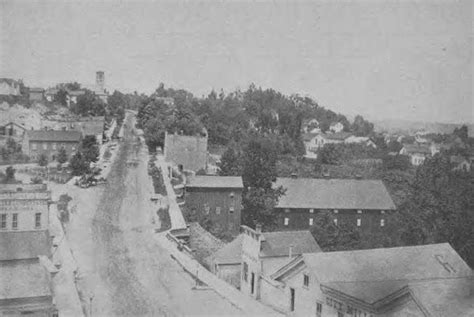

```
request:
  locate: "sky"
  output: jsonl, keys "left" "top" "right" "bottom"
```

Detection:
{"left": 1, "top": 0, "right": 472, "bottom": 123}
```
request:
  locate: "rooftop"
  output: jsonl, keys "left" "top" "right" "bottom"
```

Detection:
{"left": 29, "top": 87, "right": 44, "bottom": 92}
{"left": 211, "top": 230, "right": 321, "bottom": 264}
{"left": 0, "top": 260, "right": 52, "bottom": 300}
{"left": 402, "top": 143, "right": 431, "bottom": 155}
{"left": 275, "top": 178, "right": 396, "bottom": 210}
{"left": 324, "top": 132, "right": 352, "bottom": 141}
{"left": 187, "top": 176, "right": 243, "bottom": 189}
{"left": 273, "top": 243, "right": 472, "bottom": 304}
{"left": 0, "top": 230, "right": 51, "bottom": 261}
{"left": 26, "top": 130, "right": 82, "bottom": 142}
{"left": 0, "top": 184, "right": 47, "bottom": 193}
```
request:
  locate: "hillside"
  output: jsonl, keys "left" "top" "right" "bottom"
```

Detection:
{"left": 373, "top": 118, "right": 474, "bottom": 136}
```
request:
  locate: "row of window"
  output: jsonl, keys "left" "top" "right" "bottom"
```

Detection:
{"left": 285, "top": 209, "right": 386, "bottom": 215}
{"left": 203, "top": 205, "right": 235, "bottom": 215}
{"left": 31, "top": 142, "right": 76, "bottom": 151}
{"left": 283, "top": 217, "right": 386, "bottom": 227}
{"left": 0, "top": 213, "right": 42, "bottom": 229}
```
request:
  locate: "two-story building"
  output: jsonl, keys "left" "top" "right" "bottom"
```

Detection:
{"left": 0, "top": 184, "right": 57, "bottom": 316}
{"left": 43, "top": 116, "right": 105, "bottom": 145}
{"left": 184, "top": 175, "right": 243, "bottom": 235}
{"left": 274, "top": 177, "right": 396, "bottom": 231}
{"left": 240, "top": 225, "right": 321, "bottom": 299}
{"left": 22, "top": 130, "right": 82, "bottom": 162}
{"left": 262, "top": 243, "right": 473, "bottom": 316}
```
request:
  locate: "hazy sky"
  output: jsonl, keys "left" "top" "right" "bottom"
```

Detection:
{"left": 1, "top": 0, "right": 472, "bottom": 123}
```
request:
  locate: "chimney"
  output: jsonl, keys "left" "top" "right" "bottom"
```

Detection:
{"left": 289, "top": 245, "right": 293, "bottom": 259}
{"left": 255, "top": 223, "right": 262, "bottom": 234}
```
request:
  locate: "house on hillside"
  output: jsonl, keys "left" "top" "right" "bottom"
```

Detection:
{"left": 0, "top": 184, "right": 57, "bottom": 316}
{"left": 22, "top": 130, "right": 82, "bottom": 161}
{"left": 302, "top": 133, "right": 323, "bottom": 158}
{"left": 344, "top": 135, "right": 377, "bottom": 148}
{"left": 274, "top": 177, "right": 396, "bottom": 231}
{"left": 262, "top": 243, "right": 473, "bottom": 316}
{"left": 302, "top": 118, "right": 320, "bottom": 134}
{"left": 240, "top": 225, "right": 321, "bottom": 299}
{"left": 324, "top": 132, "right": 352, "bottom": 145}
{"left": 44, "top": 88, "right": 58, "bottom": 102}
{"left": 399, "top": 143, "right": 431, "bottom": 166}
{"left": 29, "top": 88, "right": 45, "bottom": 101}
{"left": 164, "top": 131, "right": 208, "bottom": 172}
{"left": 450, "top": 155, "right": 471, "bottom": 172}
{"left": 184, "top": 175, "right": 243, "bottom": 235}
{"left": 329, "top": 122, "right": 344, "bottom": 133}
{"left": 0, "top": 78, "right": 21, "bottom": 96}
{"left": 44, "top": 116, "right": 105, "bottom": 145}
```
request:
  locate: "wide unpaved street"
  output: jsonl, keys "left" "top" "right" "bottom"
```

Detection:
{"left": 70, "top": 113, "right": 244, "bottom": 316}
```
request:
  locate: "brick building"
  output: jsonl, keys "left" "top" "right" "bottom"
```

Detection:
{"left": 185, "top": 176, "right": 243, "bottom": 235}
{"left": 22, "top": 130, "right": 82, "bottom": 161}
{"left": 0, "top": 184, "right": 56, "bottom": 316}
{"left": 274, "top": 178, "right": 396, "bottom": 231}
{"left": 262, "top": 243, "right": 473, "bottom": 316}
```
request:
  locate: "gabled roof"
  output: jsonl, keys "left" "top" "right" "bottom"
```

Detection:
{"left": 187, "top": 176, "right": 243, "bottom": 189}
{"left": 29, "top": 87, "right": 44, "bottom": 92}
{"left": 260, "top": 230, "right": 321, "bottom": 257}
{"left": 0, "top": 260, "right": 52, "bottom": 300}
{"left": 0, "top": 230, "right": 51, "bottom": 261}
{"left": 66, "top": 89, "right": 85, "bottom": 96}
{"left": 210, "top": 230, "right": 321, "bottom": 265}
{"left": 401, "top": 143, "right": 431, "bottom": 155}
{"left": 302, "top": 133, "right": 320, "bottom": 142}
{"left": 272, "top": 243, "right": 472, "bottom": 305}
{"left": 26, "top": 130, "right": 82, "bottom": 142}
{"left": 324, "top": 132, "right": 352, "bottom": 141}
{"left": 275, "top": 178, "right": 396, "bottom": 210}
{"left": 0, "top": 78, "right": 19, "bottom": 86}
{"left": 209, "top": 234, "right": 243, "bottom": 265}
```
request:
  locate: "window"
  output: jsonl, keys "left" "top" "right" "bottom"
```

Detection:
{"left": 52, "top": 143, "right": 57, "bottom": 150}
{"left": 309, "top": 218, "right": 313, "bottom": 226}
{"left": 303, "top": 274, "right": 309, "bottom": 287}
{"left": 333, "top": 218, "right": 338, "bottom": 225}
{"left": 0, "top": 214, "right": 6, "bottom": 229}
{"left": 12, "top": 213, "right": 18, "bottom": 229}
{"left": 357, "top": 218, "right": 361, "bottom": 227}
{"left": 42, "top": 142, "right": 47, "bottom": 150}
{"left": 285, "top": 208, "right": 290, "bottom": 213}
{"left": 215, "top": 206, "right": 221, "bottom": 215}
{"left": 284, "top": 217, "right": 289, "bottom": 226}
{"left": 309, "top": 208, "right": 314, "bottom": 213}
{"left": 243, "top": 262, "right": 248, "bottom": 282}
{"left": 380, "top": 219, "right": 385, "bottom": 227}
{"left": 35, "top": 213, "right": 41, "bottom": 228}
{"left": 229, "top": 192, "right": 234, "bottom": 198}
{"left": 357, "top": 210, "right": 362, "bottom": 214}
{"left": 32, "top": 143, "right": 37, "bottom": 150}
{"left": 316, "top": 302, "right": 323, "bottom": 317}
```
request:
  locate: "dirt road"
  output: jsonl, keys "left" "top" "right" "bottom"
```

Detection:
{"left": 86, "top": 113, "right": 243, "bottom": 316}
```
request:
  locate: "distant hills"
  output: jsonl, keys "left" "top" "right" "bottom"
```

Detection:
{"left": 373, "top": 118, "right": 474, "bottom": 137}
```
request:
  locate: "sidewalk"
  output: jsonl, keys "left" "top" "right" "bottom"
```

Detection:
{"left": 156, "top": 233, "right": 284, "bottom": 317}
{"left": 48, "top": 199, "right": 85, "bottom": 317}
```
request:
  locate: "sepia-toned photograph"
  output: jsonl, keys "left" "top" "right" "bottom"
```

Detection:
{"left": 0, "top": 0, "right": 473, "bottom": 316}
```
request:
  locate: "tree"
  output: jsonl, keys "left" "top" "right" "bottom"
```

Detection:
{"left": 218, "top": 146, "right": 241, "bottom": 176}
{"left": 453, "top": 125, "right": 468, "bottom": 143}
{"left": 5, "top": 166, "right": 15, "bottom": 183}
{"left": 54, "top": 88, "right": 68, "bottom": 106}
{"left": 69, "top": 152, "right": 90, "bottom": 176}
{"left": 57, "top": 147, "right": 68, "bottom": 165}
{"left": 317, "top": 144, "right": 341, "bottom": 165}
{"left": 382, "top": 154, "right": 411, "bottom": 171}
{"left": 72, "top": 90, "right": 106, "bottom": 116}
{"left": 38, "top": 154, "right": 48, "bottom": 167}
{"left": 241, "top": 138, "right": 285, "bottom": 229}
{"left": 81, "top": 136, "right": 100, "bottom": 163}
{"left": 351, "top": 115, "right": 374, "bottom": 136}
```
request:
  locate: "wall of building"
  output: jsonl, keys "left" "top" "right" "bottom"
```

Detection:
{"left": 0, "top": 295, "right": 55, "bottom": 316}
{"left": 185, "top": 187, "right": 242, "bottom": 235}
{"left": 0, "top": 192, "right": 50, "bottom": 231}
{"left": 0, "top": 82, "right": 20, "bottom": 96}
{"left": 241, "top": 227, "right": 263, "bottom": 299}
{"left": 29, "top": 92, "right": 44, "bottom": 101}
{"left": 260, "top": 278, "right": 288, "bottom": 313}
{"left": 25, "top": 140, "right": 79, "bottom": 161}
{"left": 215, "top": 263, "right": 241, "bottom": 289}
{"left": 164, "top": 132, "right": 208, "bottom": 172}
